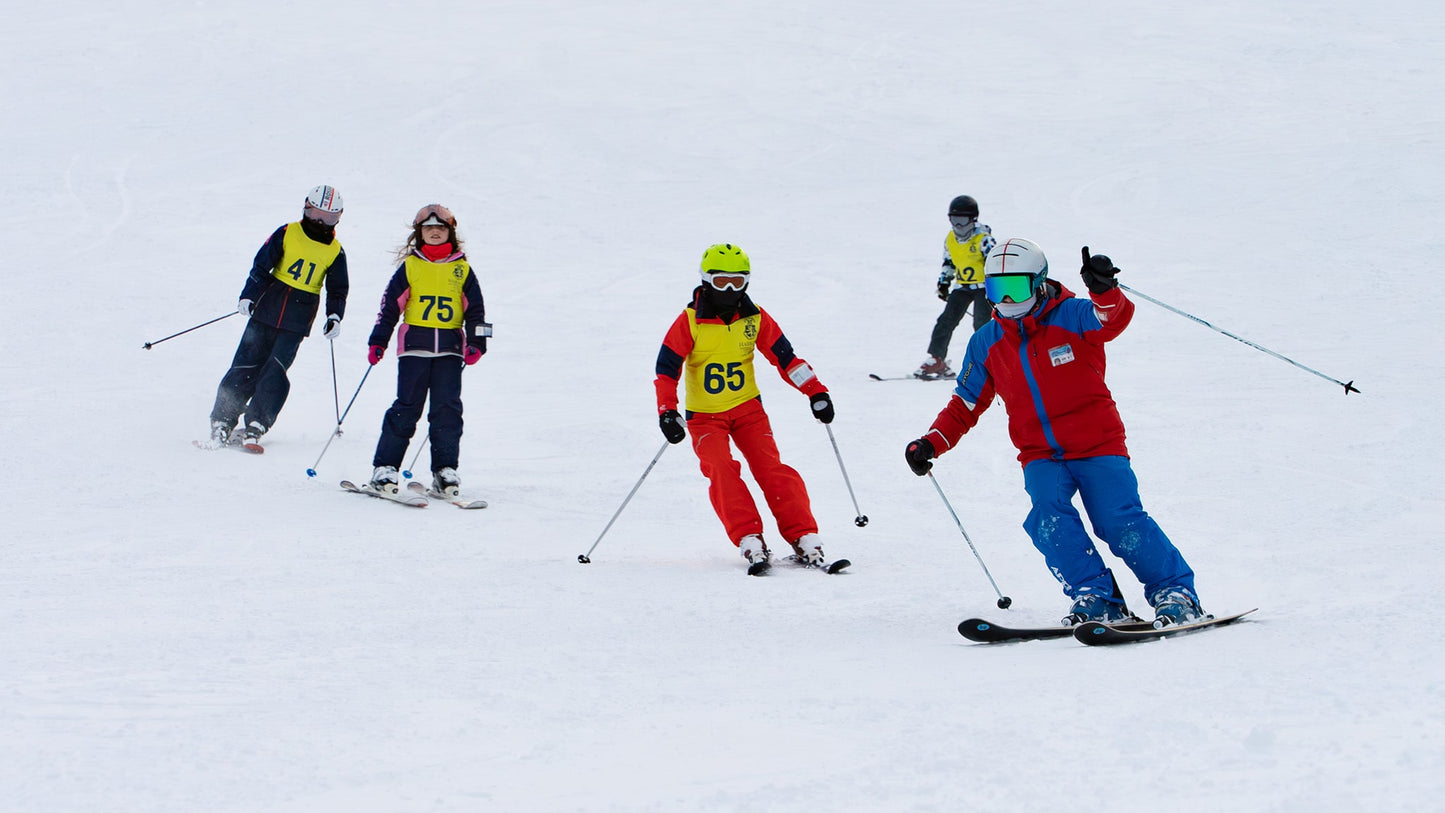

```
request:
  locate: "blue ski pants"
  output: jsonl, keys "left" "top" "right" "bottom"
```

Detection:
{"left": 372, "top": 354, "right": 465, "bottom": 472}
{"left": 210, "top": 319, "right": 305, "bottom": 432}
{"left": 1021, "top": 456, "right": 1195, "bottom": 606}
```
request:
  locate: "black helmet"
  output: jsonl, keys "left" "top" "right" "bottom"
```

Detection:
{"left": 948, "top": 195, "right": 979, "bottom": 218}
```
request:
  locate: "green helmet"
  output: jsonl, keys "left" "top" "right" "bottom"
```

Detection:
{"left": 700, "top": 243, "right": 750, "bottom": 274}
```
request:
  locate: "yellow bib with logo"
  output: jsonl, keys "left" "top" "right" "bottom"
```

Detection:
{"left": 945, "top": 231, "right": 988, "bottom": 285}
{"left": 683, "top": 310, "right": 762, "bottom": 413}
{"left": 271, "top": 222, "right": 342, "bottom": 294}
{"left": 401, "top": 255, "right": 471, "bottom": 328}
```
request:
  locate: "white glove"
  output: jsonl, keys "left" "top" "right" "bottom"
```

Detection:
{"left": 237, "top": 299, "right": 253, "bottom": 317}
{"left": 323, "top": 314, "right": 342, "bottom": 340}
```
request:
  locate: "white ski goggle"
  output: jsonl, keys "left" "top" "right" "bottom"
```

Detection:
{"left": 704, "top": 272, "right": 749, "bottom": 291}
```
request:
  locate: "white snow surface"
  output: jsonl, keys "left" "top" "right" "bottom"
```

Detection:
{"left": 3, "top": 2, "right": 1443, "bottom": 811}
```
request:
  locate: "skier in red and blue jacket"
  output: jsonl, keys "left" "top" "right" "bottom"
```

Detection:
{"left": 904, "top": 238, "right": 1206, "bottom": 628}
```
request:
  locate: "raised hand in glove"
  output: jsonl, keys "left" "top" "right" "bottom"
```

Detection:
{"left": 1080, "top": 246, "right": 1120, "bottom": 295}
{"left": 322, "top": 314, "right": 342, "bottom": 340}
{"left": 659, "top": 409, "right": 686, "bottom": 444}
{"left": 810, "top": 392, "right": 834, "bottom": 424}
{"left": 904, "top": 437, "right": 936, "bottom": 476}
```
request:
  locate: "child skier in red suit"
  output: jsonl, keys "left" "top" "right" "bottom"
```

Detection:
{"left": 654, "top": 244, "right": 838, "bottom": 575}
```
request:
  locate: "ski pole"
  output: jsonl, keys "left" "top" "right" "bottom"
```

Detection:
{"left": 578, "top": 441, "right": 670, "bottom": 564}
{"left": 1119, "top": 283, "right": 1359, "bottom": 395}
{"left": 329, "top": 340, "right": 342, "bottom": 427}
{"left": 141, "top": 311, "right": 237, "bottom": 350}
{"left": 403, "top": 431, "right": 430, "bottom": 480}
{"left": 927, "top": 471, "right": 1012, "bottom": 609}
{"left": 305, "top": 365, "right": 375, "bottom": 478}
{"left": 824, "top": 424, "right": 868, "bottom": 527}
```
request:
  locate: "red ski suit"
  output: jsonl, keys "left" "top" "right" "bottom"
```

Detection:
{"left": 655, "top": 289, "right": 826, "bottom": 545}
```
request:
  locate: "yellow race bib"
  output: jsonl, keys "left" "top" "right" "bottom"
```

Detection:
{"left": 271, "top": 222, "right": 341, "bottom": 294}
{"left": 402, "top": 255, "right": 471, "bottom": 328}
{"left": 683, "top": 310, "right": 762, "bottom": 413}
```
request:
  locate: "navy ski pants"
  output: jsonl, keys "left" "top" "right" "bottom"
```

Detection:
{"left": 1021, "top": 456, "right": 1196, "bottom": 608}
{"left": 210, "top": 319, "right": 305, "bottom": 432}
{"left": 372, "top": 354, "right": 465, "bottom": 472}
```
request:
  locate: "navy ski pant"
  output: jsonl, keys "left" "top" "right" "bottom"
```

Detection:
{"left": 210, "top": 319, "right": 305, "bottom": 432}
{"left": 1021, "top": 456, "right": 1196, "bottom": 608}
{"left": 927, "top": 286, "right": 991, "bottom": 359}
{"left": 372, "top": 354, "right": 465, "bottom": 472}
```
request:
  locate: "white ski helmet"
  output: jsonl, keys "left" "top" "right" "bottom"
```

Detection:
{"left": 303, "top": 185, "right": 343, "bottom": 225}
{"left": 983, "top": 237, "right": 1049, "bottom": 303}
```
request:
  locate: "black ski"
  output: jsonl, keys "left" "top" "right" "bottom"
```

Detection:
{"left": 747, "top": 560, "right": 772, "bottom": 576}
{"left": 784, "top": 554, "right": 850, "bottom": 574}
{"left": 958, "top": 617, "right": 1153, "bottom": 644}
{"left": 869, "top": 372, "right": 952, "bottom": 382}
{"left": 1072, "top": 608, "right": 1258, "bottom": 646}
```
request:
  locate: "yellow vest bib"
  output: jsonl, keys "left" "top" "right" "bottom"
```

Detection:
{"left": 946, "top": 231, "right": 988, "bottom": 285}
{"left": 402, "top": 255, "right": 471, "bottom": 328}
{"left": 272, "top": 222, "right": 342, "bottom": 294}
{"left": 683, "top": 310, "right": 762, "bottom": 413}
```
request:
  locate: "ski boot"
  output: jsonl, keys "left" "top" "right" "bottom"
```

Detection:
{"left": 370, "top": 465, "right": 400, "bottom": 495}
{"left": 433, "top": 467, "right": 461, "bottom": 498}
{"left": 1150, "top": 587, "right": 1206, "bottom": 629}
{"left": 740, "top": 534, "right": 772, "bottom": 576}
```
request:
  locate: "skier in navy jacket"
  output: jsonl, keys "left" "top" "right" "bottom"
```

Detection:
{"left": 208, "top": 185, "right": 349, "bottom": 449}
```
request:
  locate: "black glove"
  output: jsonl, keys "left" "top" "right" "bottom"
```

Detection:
{"left": 1080, "top": 246, "right": 1119, "bottom": 295}
{"left": 810, "top": 392, "right": 834, "bottom": 424}
{"left": 905, "top": 437, "right": 936, "bottom": 476}
{"left": 937, "top": 281, "right": 951, "bottom": 301}
{"left": 659, "top": 409, "right": 686, "bottom": 444}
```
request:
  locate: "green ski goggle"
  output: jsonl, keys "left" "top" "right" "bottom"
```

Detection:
{"left": 984, "top": 273, "right": 1038, "bottom": 304}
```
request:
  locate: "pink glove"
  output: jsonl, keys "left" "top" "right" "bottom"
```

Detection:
{"left": 464, "top": 345, "right": 483, "bottom": 366}
{"left": 368, "top": 345, "right": 385, "bottom": 365}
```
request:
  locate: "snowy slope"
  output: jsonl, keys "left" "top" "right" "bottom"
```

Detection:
{"left": 3, "top": 1, "right": 1443, "bottom": 810}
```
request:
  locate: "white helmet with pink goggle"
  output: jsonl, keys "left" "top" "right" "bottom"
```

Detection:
{"left": 303, "top": 185, "right": 343, "bottom": 226}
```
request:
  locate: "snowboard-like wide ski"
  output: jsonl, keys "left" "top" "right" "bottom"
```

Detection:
{"left": 340, "top": 479, "right": 428, "bottom": 507}
{"left": 1072, "top": 608, "right": 1258, "bottom": 646}
{"left": 958, "top": 617, "right": 1153, "bottom": 644}
{"left": 406, "top": 481, "right": 488, "bottom": 509}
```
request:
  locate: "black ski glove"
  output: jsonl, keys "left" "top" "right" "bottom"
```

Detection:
{"left": 1080, "top": 246, "right": 1120, "bottom": 295}
{"left": 905, "top": 437, "right": 936, "bottom": 476}
{"left": 810, "top": 392, "right": 834, "bottom": 424}
{"left": 659, "top": 409, "right": 686, "bottom": 444}
{"left": 937, "top": 281, "right": 951, "bottom": 301}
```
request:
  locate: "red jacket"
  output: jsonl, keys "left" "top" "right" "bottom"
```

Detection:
{"left": 924, "top": 282, "right": 1134, "bottom": 467}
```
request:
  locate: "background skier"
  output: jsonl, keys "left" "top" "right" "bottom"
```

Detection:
{"left": 915, "top": 195, "right": 994, "bottom": 379}
{"left": 208, "top": 185, "right": 348, "bottom": 450}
